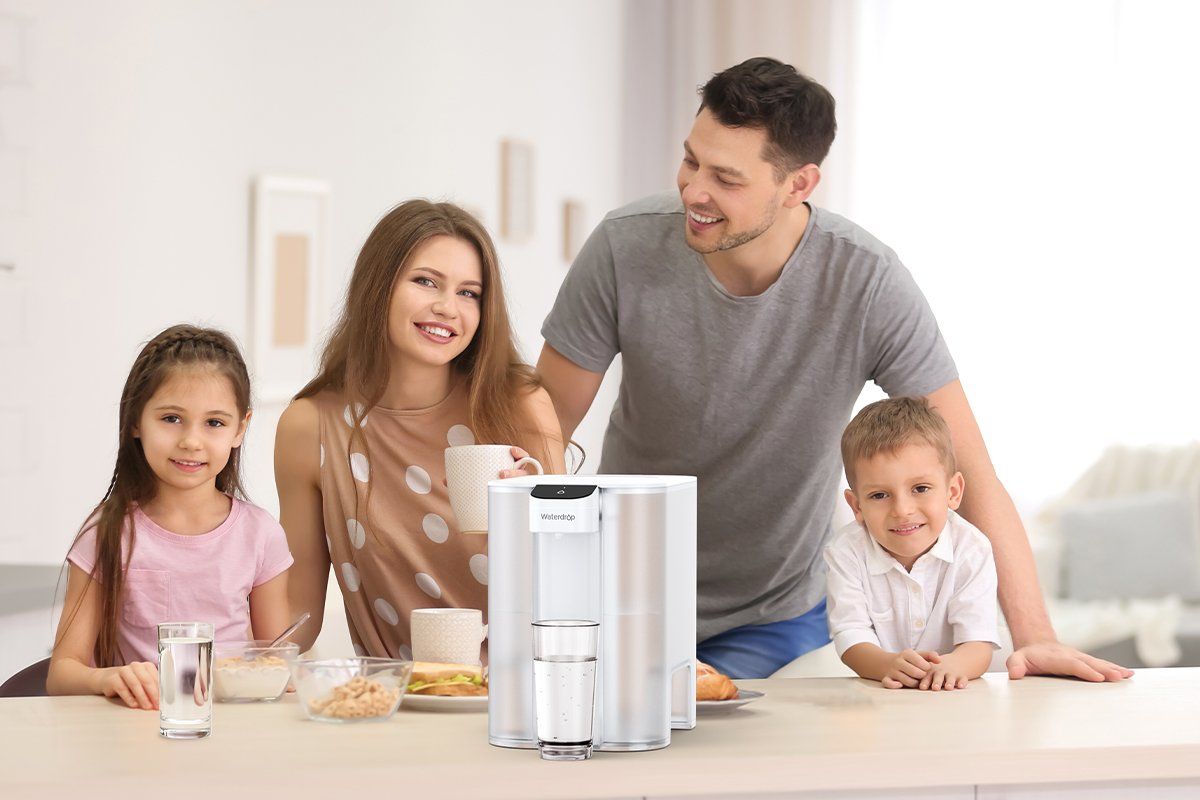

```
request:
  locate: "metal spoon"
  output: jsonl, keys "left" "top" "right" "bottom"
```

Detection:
{"left": 266, "top": 612, "right": 311, "bottom": 649}
{"left": 243, "top": 612, "right": 312, "bottom": 660}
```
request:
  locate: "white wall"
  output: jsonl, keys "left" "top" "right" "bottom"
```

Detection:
{"left": 0, "top": 0, "right": 630, "bottom": 565}
{"left": 841, "top": 0, "right": 1200, "bottom": 514}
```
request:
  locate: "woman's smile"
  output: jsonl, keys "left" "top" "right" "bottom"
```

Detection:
{"left": 414, "top": 322, "right": 458, "bottom": 344}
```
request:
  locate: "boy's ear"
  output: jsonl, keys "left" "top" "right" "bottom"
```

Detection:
{"left": 946, "top": 471, "right": 965, "bottom": 510}
{"left": 843, "top": 488, "right": 864, "bottom": 522}
{"left": 232, "top": 410, "right": 252, "bottom": 448}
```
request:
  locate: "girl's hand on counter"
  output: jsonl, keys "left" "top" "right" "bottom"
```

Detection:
{"left": 96, "top": 662, "right": 160, "bottom": 709}
{"left": 881, "top": 649, "right": 940, "bottom": 689}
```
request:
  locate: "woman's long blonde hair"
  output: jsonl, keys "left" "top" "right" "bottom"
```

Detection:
{"left": 296, "top": 199, "right": 544, "bottom": 458}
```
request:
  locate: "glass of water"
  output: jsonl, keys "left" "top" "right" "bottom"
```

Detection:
{"left": 157, "top": 622, "right": 214, "bottom": 739}
{"left": 532, "top": 619, "right": 599, "bottom": 761}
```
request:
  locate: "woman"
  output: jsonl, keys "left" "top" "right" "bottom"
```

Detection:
{"left": 275, "top": 200, "right": 563, "bottom": 658}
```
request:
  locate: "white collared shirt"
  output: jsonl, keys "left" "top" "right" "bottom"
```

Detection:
{"left": 824, "top": 510, "right": 1000, "bottom": 657}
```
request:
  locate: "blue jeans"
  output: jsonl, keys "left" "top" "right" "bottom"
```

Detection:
{"left": 696, "top": 599, "right": 831, "bottom": 679}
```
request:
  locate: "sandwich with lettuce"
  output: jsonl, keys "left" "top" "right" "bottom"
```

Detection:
{"left": 406, "top": 662, "right": 487, "bottom": 697}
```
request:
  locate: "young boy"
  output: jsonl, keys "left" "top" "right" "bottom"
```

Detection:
{"left": 825, "top": 397, "right": 1000, "bottom": 690}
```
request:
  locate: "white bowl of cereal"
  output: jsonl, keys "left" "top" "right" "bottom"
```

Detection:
{"left": 288, "top": 657, "right": 413, "bottom": 723}
{"left": 213, "top": 640, "right": 300, "bottom": 702}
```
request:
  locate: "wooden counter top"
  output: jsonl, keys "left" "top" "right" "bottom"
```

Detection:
{"left": 2, "top": 668, "right": 1198, "bottom": 798}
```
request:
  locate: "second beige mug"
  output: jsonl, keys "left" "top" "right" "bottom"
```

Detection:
{"left": 411, "top": 607, "right": 486, "bottom": 665}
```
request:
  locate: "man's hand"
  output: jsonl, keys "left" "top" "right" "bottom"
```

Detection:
{"left": 882, "top": 649, "right": 941, "bottom": 689}
{"left": 1007, "top": 641, "right": 1134, "bottom": 682}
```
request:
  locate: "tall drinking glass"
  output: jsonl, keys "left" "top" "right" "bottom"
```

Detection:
{"left": 532, "top": 619, "right": 599, "bottom": 761}
{"left": 157, "top": 621, "right": 214, "bottom": 739}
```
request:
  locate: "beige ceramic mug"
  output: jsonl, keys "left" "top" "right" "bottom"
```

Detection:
{"left": 445, "top": 444, "right": 543, "bottom": 534}
{"left": 411, "top": 608, "right": 486, "bottom": 665}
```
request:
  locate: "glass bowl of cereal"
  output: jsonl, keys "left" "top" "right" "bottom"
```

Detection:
{"left": 213, "top": 640, "right": 300, "bottom": 702}
{"left": 288, "top": 657, "right": 413, "bottom": 723}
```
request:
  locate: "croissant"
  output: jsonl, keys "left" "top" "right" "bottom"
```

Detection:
{"left": 696, "top": 660, "right": 739, "bottom": 701}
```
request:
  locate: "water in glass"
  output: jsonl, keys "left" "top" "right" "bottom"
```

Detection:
{"left": 158, "top": 635, "right": 213, "bottom": 739}
{"left": 534, "top": 655, "right": 597, "bottom": 753}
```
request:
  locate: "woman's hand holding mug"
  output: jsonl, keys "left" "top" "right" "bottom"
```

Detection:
{"left": 498, "top": 446, "right": 541, "bottom": 479}
{"left": 445, "top": 444, "right": 544, "bottom": 534}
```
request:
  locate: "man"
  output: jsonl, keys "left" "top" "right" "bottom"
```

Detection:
{"left": 537, "top": 57, "right": 1132, "bottom": 681}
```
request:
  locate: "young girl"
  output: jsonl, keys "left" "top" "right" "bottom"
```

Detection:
{"left": 48, "top": 325, "right": 293, "bottom": 708}
{"left": 275, "top": 199, "right": 564, "bottom": 659}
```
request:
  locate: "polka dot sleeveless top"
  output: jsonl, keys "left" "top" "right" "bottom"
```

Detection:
{"left": 315, "top": 384, "right": 488, "bottom": 662}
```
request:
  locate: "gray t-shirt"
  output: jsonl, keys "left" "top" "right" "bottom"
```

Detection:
{"left": 541, "top": 192, "right": 958, "bottom": 641}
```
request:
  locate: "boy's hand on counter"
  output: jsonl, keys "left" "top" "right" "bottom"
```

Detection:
{"left": 881, "top": 649, "right": 941, "bottom": 689}
{"left": 919, "top": 654, "right": 970, "bottom": 691}
{"left": 920, "top": 641, "right": 992, "bottom": 689}
{"left": 96, "top": 662, "right": 160, "bottom": 709}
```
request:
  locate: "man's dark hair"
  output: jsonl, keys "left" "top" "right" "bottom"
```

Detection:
{"left": 700, "top": 57, "right": 837, "bottom": 180}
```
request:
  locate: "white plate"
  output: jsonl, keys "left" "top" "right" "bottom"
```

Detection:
{"left": 400, "top": 692, "right": 488, "bottom": 712}
{"left": 697, "top": 687, "right": 764, "bottom": 715}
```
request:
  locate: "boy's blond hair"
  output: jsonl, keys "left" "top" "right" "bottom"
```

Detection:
{"left": 841, "top": 397, "right": 956, "bottom": 489}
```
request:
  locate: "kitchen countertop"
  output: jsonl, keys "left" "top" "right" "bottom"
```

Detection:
{"left": 2, "top": 668, "right": 1198, "bottom": 798}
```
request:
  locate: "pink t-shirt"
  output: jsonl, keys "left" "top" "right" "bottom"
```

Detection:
{"left": 67, "top": 498, "right": 293, "bottom": 664}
